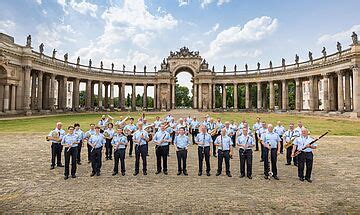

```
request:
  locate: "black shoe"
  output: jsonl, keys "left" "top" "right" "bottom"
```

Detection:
{"left": 280, "top": 152, "right": 284, "bottom": 154}
{"left": 57, "top": 164, "right": 64, "bottom": 167}
{"left": 133, "top": 172, "right": 139, "bottom": 176}
{"left": 90, "top": 172, "right": 96, "bottom": 177}
{"left": 273, "top": 175, "right": 279, "bottom": 180}
{"left": 260, "top": 160, "right": 264, "bottom": 162}
{"left": 213, "top": 154, "right": 217, "bottom": 158}
{"left": 240, "top": 175, "right": 245, "bottom": 178}
{"left": 167, "top": 154, "right": 170, "bottom": 157}
{"left": 264, "top": 175, "right": 269, "bottom": 179}
{"left": 198, "top": 172, "right": 202, "bottom": 176}
{"left": 71, "top": 175, "right": 76, "bottom": 178}
{"left": 112, "top": 172, "right": 118, "bottom": 176}
{"left": 177, "top": 171, "right": 182, "bottom": 176}
{"left": 121, "top": 172, "right": 126, "bottom": 176}
{"left": 64, "top": 176, "right": 69, "bottom": 180}
{"left": 155, "top": 170, "right": 161, "bottom": 174}
{"left": 255, "top": 149, "right": 259, "bottom": 151}
{"left": 285, "top": 163, "right": 291, "bottom": 165}
{"left": 227, "top": 173, "right": 232, "bottom": 177}
{"left": 164, "top": 171, "right": 168, "bottom": 175}
{"left": 216, "top": 172, "right": 221, "bottom": 176}
{"left": 206, "top": 172, "right": 211, "bottom": 176}
{"left": 143, "top": 171, "right": 147, "bottom": 175}
{"left": 299, "top": 177, "right": 304, "bottom": 181}
{"left": 96, "top": 172, "right": 101, "bottom": 176}
{"left": 106, "top": 157, "right": 109, "bottom": 160}
{"left": 183, "top": 171, "right": 188, "bottom": 176}
{"left": 247, "top": 176, "right": 252, "bottom": 179}
{"left": 294, "top": 163, "right": 298, "bottom": 167}
{"left": 305, "top": 178, "right": 312, "bottom": 183}
{"left": 109, "top": 157, "right": 112, "bottom": 160}
{"left": 88, "top": 161, "right": 91, "bottom": 163}
{"left": 50, "top": 166, "right": 55, "bottom": 170}
{"left": 77, "top": 162, "right": 82, "bottom": 165}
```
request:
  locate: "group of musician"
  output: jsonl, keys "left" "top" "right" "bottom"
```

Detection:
{"left": 47, "top": 114, "right": 318, "bottom": 182}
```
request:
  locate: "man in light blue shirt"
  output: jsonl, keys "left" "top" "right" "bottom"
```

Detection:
{"left": 274, "top": 121, "right": 286, "bottom": 154}
{"left": 153, "top": 116, "right": 162, "bottom": 132}
{"left": 74, "top": 123, "right": 84, "bottom": 165}
{"left": 104, "top": 123, "right": 115, "bottom": 160}
{"left": 133, "top": 122, "right": 150, "bottom": 175}
{"left": 174, "top": 127, "right": 191, "bottom": 175}
{"left": 292, "top": 128, "right": 318, "bottom": 182}
{"left": 124, "top": 118, "right": 137, "bottom": 157}
{"left": 88, "top": 126, "right": 105, "bottom": 176}
{"left": 47, "top": 122, "right": 66, "bottom": 169}
{"left": 258, "top": 121, "right": 268, "bottom": 162}
{"left": 214, "top": 128, "right": 233, "bottom": 177}
{"left": 98, "top": 115, "right": 108, "bottom": 132}
{"left": 237, "top": 127, "right": 254, "bottom": 179}
{"left": 84, "top": 123, "right": 96, "bottom": 163}
{"left": 111, "top": 128, "right": 128, "bottom": 176}
{"left": 190, "top": 117, "right": 200, "bottom": 145}
{"left": 252, "top": 117, "right": 262, "bottom": 151}
{"left": 153, "top": 124, "right": 172, "bottom": 175}
{"left": 261, "top": 124, "right": 281, "bottom": 180}
{"left": 195, "top": 125, "right": 213, "bottom": 176}
{"left": 284, "top": 123, "right": 300, "bottom": 166}
{"left": 61, "top": 125, "right": 79, "bottom": 180}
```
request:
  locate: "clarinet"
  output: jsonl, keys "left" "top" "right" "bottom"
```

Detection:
{"left": 202, "top": 133, "right": 206, "bottom": 155}
{"left": 241, "top": 136, "right": 250, "bottom": 156}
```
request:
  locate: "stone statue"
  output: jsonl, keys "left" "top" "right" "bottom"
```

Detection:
{"left": 89, "top": 59, "right": 92, "bottom": 68}
{"left": 154, "top": 66, "right": 157, "bottom": 72}
{"left": 26, "top": 35, "right": 31, "bottom": 47}
{"left": 201, "top": 59, "right": 209, "bottom": 70}
{"left": 162, "top": 58, "right": 166, "bottom": 65}
{"left": 223, "top": 65, "right": 226, "bottom": 72}
{"left": 133, "top": 65, "right": 136, "bottom": 72}
{"left": 77, "top": 56, "right": 80, "bottom": 65}
{"left": 144, "top": 65, "right": 147, "bottom": 73}
{"left": 245, "top": 64, "right": 248, "bottom": 71}
{"left": 352, "top": 32, "right": 358, "bottom": 45}
{"left": 64, "top": 53, "right": 68, "bottom": 62}
{"left": 322, "top": 47, "right": 327, "bottom": 57}
{"left": 39, "top": 43, "right": 44, "bottom": 54}
{"left": 52, "top": 49, "right": 57, "bottom": 59}
{"left": 281, "top": 58, "right": 286, "bottom": 67}
{"left": 100, "top": 61, "right": 103, "bottom": 69}
{"left": 295, "top": 54, "right": 299, "bottom": 64}
{"left": 269, "top": 61, "right": 273, "bottom": 69}
{"left": 257, "top": 62, "right": 260, "bottom": 70}
{"left": 308, "top": 51, "right": 313, "bottom": 62}
{"left": 234, "top": 64, "right": 237, "bottom": 72}
{"left": 123, "top": 64, "right": 125, "bottom": 71}
{"left": 111, "top": 63, "right": 114, "bottom": 71}
{"left": 337, "top": 42, "right": 342, "bottom": 52}
{"left": 212, "top": 66, "right": 215, "bottom": 72}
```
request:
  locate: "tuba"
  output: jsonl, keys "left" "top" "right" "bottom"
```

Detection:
{"left": 103, "top": 130, "right": 111, "bottom": 138}
{"left": 46, "top": 130, "right": 59, "bottom": 141}
{"left": 210, "top": 124, "right": 220, "bottom": 136}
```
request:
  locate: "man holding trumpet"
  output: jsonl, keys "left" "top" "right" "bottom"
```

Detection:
{"left": 133, "top": 122, "right": 150, "bottom": 176}
{"left": 61, "top": 126, "right": 79, "bottom": 180}
{"left": 261, "top": 124, "right": 281, "bottom": 180}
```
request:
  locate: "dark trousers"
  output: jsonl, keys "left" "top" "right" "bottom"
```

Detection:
{"left": 135, "top": 144, "right": 147, "bottom": 173}
{"left": 156, "top": 145, "right": 169, "bottom": 172}
{"left": 211, "top": 135, "right": 218, "bottom": 156}
{"left": 64, "top": 147, "right": 78, "bottom": 176}
{"left": 127, "top": 135, "right": 134, "bottom": 156}
{"left": 91, "top": 147, "right": 102, "bottom": 174}
{"left": 51, "top": 143, "right": 62, "bottom": 166}
{"left": 217, "top": 150, "right": 230, "bottom": 174}
{"left": 105, "top": 138, "right": 113, "bottom": 159}
{"left": 114, "top": 148, "right": 126, "bottom": 173}
{"left": 298, "top": 152, "right": 313, "bottom": 179}
{"left": 264, "top": 148, "right": 278, "bottom": 176}
{"left": 87, "top": 143, "right": 92, "bottom": 162}
{"left": 198, "top": 146, "right": 211, "bottom": 173}
{"left": 231, "top": 135, "right": 236, "bottom": 147}
{"left": 191, "top": 129, "right": 199, "bottom": 145}
{"left": 239, "top": 149, "right": 252, "bottom": 177}
{"left": 255, "top": 134, "right": 259, "bottom": 151}
{"left": 77, "top": 141, "right": 82, "bottom": 163}
{"left": 176, "top": 149, "right": 187, "bottom": 172}
{"left": 279, "top": 136, "right": 284, "bottom": 153}
{"left": 286, "top": 145, "right": 298, "bottom": 165}
{"left": 260, "top": 143, "right": 265, "bottom": 161}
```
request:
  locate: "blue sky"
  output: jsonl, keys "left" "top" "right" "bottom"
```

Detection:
{"left": 1, "top": 0, "right": 360, "bottom": 93}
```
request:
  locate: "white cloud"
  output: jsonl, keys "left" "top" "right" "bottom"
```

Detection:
{"left": 205, "top": 16, "right": 278, "bottom": 58}
{"left": 0, "top": 20, "right": 16, "bottom": 33}
{"left": 205, "top": 23, "right": 219, "bottom": 35}
{"left": 217, "top": 0, "right": 230, "bottom": 6}
{"left": 35, "top": 0, "right": 42, "bottom": 5}
{"left": 317, "top": 24, "right": 360, "bottom": 44}
{"left": 69, "top": 0, "right": 98, "bottom": 17}
{"left": 178, "top": 0, "right": 190, "bottom": 7}
{"left": 35, "top": 23, "right": 77, "bottom": 51}
{"left": 132, "top": 32, "right": 155, "bottom": 48}
{"left": 200, "top": 0, "right": 231, "bottom": 8}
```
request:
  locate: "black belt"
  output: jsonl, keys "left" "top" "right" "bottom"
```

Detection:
{"left": 198, "top": 145, "right": 210, "bottom": 148}
{"left": 218, "top": 149, "right": 229, "bottom": 152}
{"left": 177, "top": 147, "right": 187, "bottom": 151}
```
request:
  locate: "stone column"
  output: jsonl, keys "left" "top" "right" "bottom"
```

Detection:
{"left": 143, "top": 84, "right": 147, "bottom": 109}
{"left": 198, "top": 83, "right": 202, "bottom": 109}
{"left": 49, "top": 74, "right": 56, "bottom": 110}
{"left": 309, "top": 76, "right": 315, "bottom": 111}
{"left": 62, "top": 76, "right": 68, "bottom": 109}
{"left": 131, "top": 83, "right": 136, "bottom": 111}
{"left": 208, "top": 83, "right": 212, "bottom": 110}
{"left": 43, "top": 75, "right": 49, "bottom": 109}
{"left": 37, "top": 71, "right": 43, "bottom": 111}
{"left": 245, "top": 83, "right": 250, "bottom": 109}
{"left": 91, "top": 82, "right": 95, "bottom": 108}
{"left": 120, "top": 83, "right": 125, "bottom": 110}
{"left": 156, "top": 83, "right": 161, "bottom": 110}
{"left": 313, "top": 77, "right": 319, "bottom": 110}
{"left": 110, "top": 82, "right": 114, "bottom": 110}
{"left": 10, "top": 85, "right": 16, "bottom": 111}
{"left": 328, "top": 75, "right": 335, "bottom": 111}
{"left": 23, "top": 66, "right": 31, "bottom": 111}
{"left": 3, "top": 84, "right": 10, "bottom": 112}
{"left": 31, "top": 72, "right": 37, "bottom": 110}
{"left": 193, "top": 84, "right": 198, "bottom": 109}
{"left": 352, "top": 66, "right": 360, "bottom": 115}
{"left": 167, "top": 84, "right": 171, "bottom": 109}
{"left": 222, "top": 84, "right": 226, "bottom": 109}
{"left": 257, "top": 82, "right": 262, "bottom": 109}
{"left": 104, "top": 83, "right": 109, "bottom": 109}
{"left": 170, "top": 83, "right": 174, "bottom": 109}
{"left": 0, "top": 85, "right": 3, "bottom": 112}
{"left": 86, "top": 80, "right": 92, "bottom": 110}
{"left": 344, "top": 72, "right": 351, "bottom": 111}
{"left": 212, "top": 84, "right": 216, "bottom": 109}
{"left": 269, "top": 81, "right": 275, "bottom": 111}
{"left": 98, "top": 81, "right": 103, "bottom": 109}
{"left": 282, "top": 80, "right": 288, "bottom": 111}
{"left": 337, "top": 71, "right": 344, "bottom": 112}
{"left": 73, "top": 78, "right": 80, "bottom": 110}
{"left": 154, "top": 84, "right": 157, "bottom": 110}
{"left": 323, "top": 74, "right": 330, "bottom": 112}
{"left": 233, "top": 83, "right": 238, "bottom": 110}
{"left": 295, "top": 78, "right": 302, "bottom": 111}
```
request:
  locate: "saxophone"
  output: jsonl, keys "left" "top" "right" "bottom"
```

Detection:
{"left": 210, "top": 124, "right": 220, "bottom": 136}
{"left": 284, "top": 136, "right": 296, "bottom": 149}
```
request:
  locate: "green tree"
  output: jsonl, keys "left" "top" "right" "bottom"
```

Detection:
{"left": 79, "top": 91, "right": 85, "bottom": 107}
{"left": 126, "top": 93, "right": 131, "bottom": 107}
{"left": 175, "top": 84, "right": 191, "bottom": 107}
{"left": 136, "top": 94, "right": 142, "bottom": 107}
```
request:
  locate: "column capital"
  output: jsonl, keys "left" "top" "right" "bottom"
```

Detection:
{"left": 22, "top": 65, "right": 32, "bottom": 71}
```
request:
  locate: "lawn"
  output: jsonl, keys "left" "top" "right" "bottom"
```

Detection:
{"left": 0, "top": 111, "right": 359, "bottom": 136}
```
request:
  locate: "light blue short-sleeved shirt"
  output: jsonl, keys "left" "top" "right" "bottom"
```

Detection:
{"left": 215, "top": 135, "right": 232, "bottom": 150}
{"left": 154, "top": 120, "right": 162, "bottom": 129}
{"left": 153, "top": 130, "right": 171, "bottom": 146}
{"left": 133, "top": 130, "right": 149, "bottom": 145}
{"left": 104, "top": 128, "right": 115, "bottom": 138}
{"left": 274, "top": 125, "right": 286, "bottom": 136}
{"left": 89, "top": 133, "right": 105, "bottom": 148}
{"left": 237, "top": 134, "right": 254, "bottom": 149}
{"left": 261, "top": 132, "right": 280, "bottom": 149}
{"left": 61, "top": 133, "right": 79, "bottom": 148}
{"left": 258, "top": 127, "right": 268, "bottom": 138}
{"left": 124, "top": 124, "right": 137, "bottom": 133}
{"left": 74, "top": 129, "right": 84, "bottom": 142}
{"left": 190, "top": 121, "right": 200, "bottom": 129}
{"left": 174, "top": 135, "right": 190, "bottom": 149}
{"left": 195, "top": 132, "right": 213, "bottom": 147}
{"left": 111, "top": 134, "right": 127, "bottom": 149}
{"left": 284, "top": 129, "right": 300, "bottom": 142}
{"left": 294, "top": 136, "right": 317, "bottom": 152}
{"left": 253, "top": 122, "right": 262, "bottom": 133}
{"left": 48, "top": 128, "right": 65, "bottom": 143}
{"left": 98, "top": 119, "right": 108, "bottom": 128}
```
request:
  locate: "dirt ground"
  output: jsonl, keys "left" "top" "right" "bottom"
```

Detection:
{"left": 0, "top": 133, "right": 359, "bottom": 213}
